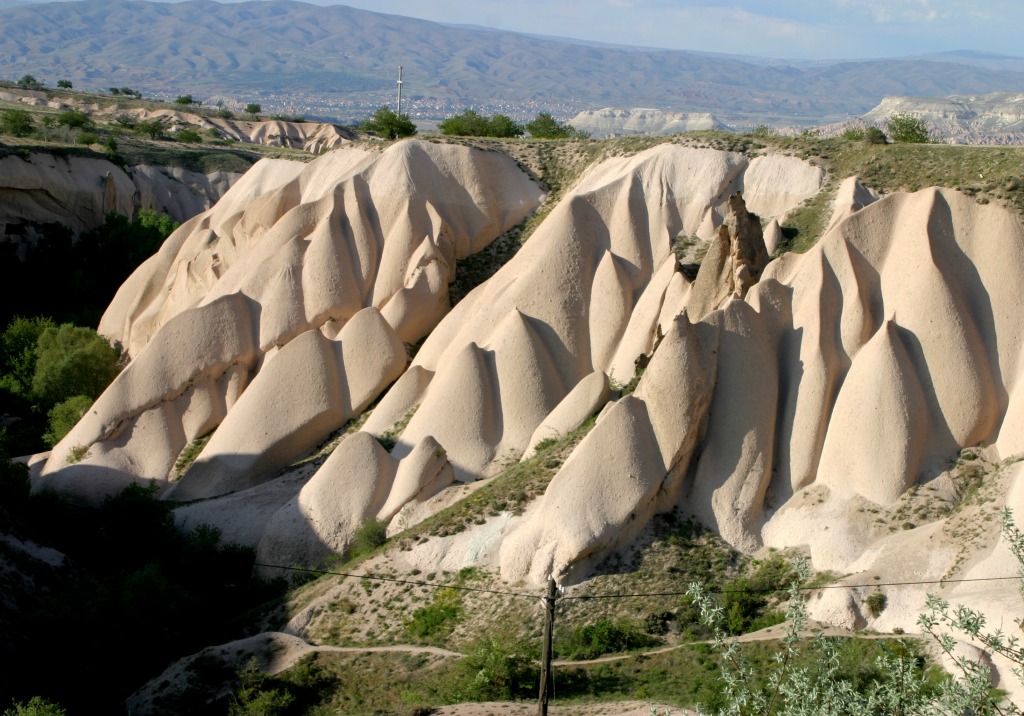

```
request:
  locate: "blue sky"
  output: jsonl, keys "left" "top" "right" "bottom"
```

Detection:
{"left": 326, "top": 0, "right": 1023, "bottom": 60}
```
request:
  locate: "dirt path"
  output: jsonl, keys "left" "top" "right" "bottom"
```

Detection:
{"left": 312, "top": 643, "right": 463, "bottom": 658}
{"left": 554, "top": 621, "right": 914, "bottom": 666}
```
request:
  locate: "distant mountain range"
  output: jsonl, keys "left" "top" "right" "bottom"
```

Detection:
{"left": 4, "top": 0, "right": 1024, "bottom": 125}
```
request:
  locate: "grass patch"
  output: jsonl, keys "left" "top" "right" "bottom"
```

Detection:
{"left": 173, "top": 432, "right": 213, "bottom": 477}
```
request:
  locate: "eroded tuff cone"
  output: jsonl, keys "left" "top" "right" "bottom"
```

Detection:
{"left": 686, "top": 192, "right": 770, "bottom": 320}
{"left": 255, "top": 432, "right": 454, "bottom": 571}
{"left": 36, "top": 141, "right": 542, "bottom": 505}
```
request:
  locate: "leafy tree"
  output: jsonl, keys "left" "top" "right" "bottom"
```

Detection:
{"left": 439, "top": 109, "right": 523, "bottom": 137}
{"left": 43, "top": 395, "right": 92, "bottom": 447}
{"left": 1, "top": 108, "right": 35, "bottom": 137}
{"left": 56, "top": 109, "right": 91, "bottom": 129}
{"left": 359, "top": 105, "right": 417, "bottom": 139}
{"left": 486, "top": 113, "right": 524, "bottom": 138}
{"left": 134, "top": 118, "right": 167, "bottom": 139}
{"left": 840, "top": 126, "right": 865, "bottom": 141}
{"left": 215, "top": 108, "right": 235, "bottom": 120}
{"left": 244, "top": 103, "right": 261, "bottom": 120}
{"left": 886, "top": 113, "right": 930, "bottom": 143}
{"left": 16, "top": 74, "right": 43, "bottom": 90}
{"left": 2, "top": 696, "right": 66, "bottom": 716}
{"left": 1, "top": 316, "right": 55, "bottom": 396}
{"left": 108, "top": 87, "right": 121, "bottom": 95}
{"left": 525, "top": 111, "right": 589, "bottom": 139}
{"left": 113, "top": 113, "right": 136, "bottom": 128}
{"left": 55, "top": 79, "right": 72, "bottom": 90}
{"left": 175, "top": 94, "right": 199, "bottom": 106}
{"left": 31, "top": 324, "right": 120, "bottom": 408}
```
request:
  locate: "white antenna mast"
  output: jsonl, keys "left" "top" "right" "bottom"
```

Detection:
{"left": 397, "top": 65, "right": 404, "bottom": 116}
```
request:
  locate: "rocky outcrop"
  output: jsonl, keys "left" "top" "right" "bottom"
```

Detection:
{"left": 569, "top": 108, "right": 728, "bottom": 138}
{"left": 34, "top": 136, "right": 1024, "bottom": 656}
{"left": 0, "top": 152, "right": 242, "bottom": 241}
{"left": 35, "top": 139, "right": 543, "bottom": 505}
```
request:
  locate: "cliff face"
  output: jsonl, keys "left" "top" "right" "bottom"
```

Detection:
{"left": 0, "top": 151, "right": 242, "bottom": 241}
{"left": 570, "top": 107, "right": 728, "bottom": 138}
{"left": 861, "top": 92, "right": 1024, "bottom": 144}
{"left": 31, "top": 137, "right": 1024, "bottom": 645}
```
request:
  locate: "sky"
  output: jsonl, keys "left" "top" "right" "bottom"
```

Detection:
{"left": 313, "top": 0, "right": 1024, "bottom": 60}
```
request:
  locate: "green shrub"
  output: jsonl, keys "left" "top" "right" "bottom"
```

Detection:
{"left": 215, "top": 109, "right": 235, "bottom": 120}
{"left": 348, "top": 518, "right": 388, "bottom": 559}
{"left": 3, "top": 696, "right": 66, "bottom": 716}
{"left": 244, "top": 103, "right": 261, "bottom": 120}
{"left": 887, "top": 113, "right": 930, "bottom": 143}
{"left": 1, "top": 316, "right": 55, "bottom": 395}
{"left": 134, "top": 118, "right": 167, "bottom": 139}
{"left": 56, "top": 80, "right": 72, "bottom": 90}
{"left": 864, "top": 127, "right": 888, "bottom": 145}
{"left": 56, "top": 110, "right": 91, "bottom": 129}
{"left": 453, "top": 638, "right": 539, "bottom": 700}
{"left": 31, "top": 323, "right": 120, "bottom": 408}
{"left": 438, "top": 109, "right": 523, "bottom": 138}
{"left": 1, "top": 108, "right": 35, "bottom": 137}
{"left": 174, "top": 129, "right": 203, "bottom": 143}
{"left": 174, "top": 94, "right": 198, "bottom": 106}
{"left": 16, "top": 74, "right": 44, "bottom": 90}
{"left": 43, "top": 395, "right": 92, "bottom": 447}
{"left": 75, "top": 131, "right": 98, "bottom": 145}
{"left": 865, "top": 592, "right": 887, "bottom": 618}
{"left": 525, "top": 111, "right": 589, "bottom": 139}
{"left": 556, "top": 617, "right": 658, "bottom": 660}
{"left": 405, "top": 588, "right": 463, "bottom": 641}
{"left": 359, "top": 105, "right": 416, "bottom": 139}
{"left": 840, "top": 127, "right": 865, "bottom": 141}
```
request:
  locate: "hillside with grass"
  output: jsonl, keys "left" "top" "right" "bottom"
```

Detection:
{"left": 7, "top": 130, "right": 1024, "bottom": 715}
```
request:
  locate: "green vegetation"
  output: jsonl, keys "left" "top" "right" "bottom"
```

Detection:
{"left": 2, "top": 696, "right": 66, "bottom": 716}
{"left": 358, "top": 105, "right": 416, "bottom": 140}
{"left": 1, "top": 109, "right": 35, "bottom": 137}
{"left": 887, "top": 112, "right": 931, "bottom": 143}
{"left": 16, "top": 74, "right": 44, "bottom": 90}
{"left": 0, "top": 209, "right": 179, "bottom": 330}
{"left": 244, "top": 103, "right": 262, "bottom": 119}
{"left": 405, "top": 588, "right": 464, "bottom": 642}
{"left": 55, "top": 80, "right": 72, "bottom": 90}
{"left": 42, "top": 395, "right": 92, "bottom": 447}
{"left": 175, "top": 94, "right": 199, "bottom": 106}
{"left": 439, "top": 109, "right": 524, "bottom": 138}
{"left": 174, "top": 128, "right": 203, "bottom": 143}
{"left": 525, "top": 112, "right": 589, "bottom": 139}
{"left": 555, "top": 618, "right": 659, "bottom": 660}
{"left": 0, "top": 317, "right": 120, "bottom": 454}
{"left": 865, "top": 591, "right": 887, "bottom": 618}
{"left": 347, "top": 518, "right": 388, "bottom": 560}
{"left": 0, "top": 478, "right": 286, "bottom": 713}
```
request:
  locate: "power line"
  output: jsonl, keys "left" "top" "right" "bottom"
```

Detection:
{"left": 562, "top": 574, "right": 1024, "bottom": 601}
{"left": 255, "top": 562, "right": 1021, "bottom": 603}
{"left": 253, "top": 562, "right": 540, "bottom": 599}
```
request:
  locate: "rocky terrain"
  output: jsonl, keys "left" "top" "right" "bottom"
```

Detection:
{"left": 0, "top": 85, "right": 356, "bottom": 241}
{"left": 569, "top": 109, "right": 728, "bottom": 138}
{"left": 861, "top": 92, "right": 1024, "bottom": 144}
{"left": 16, "top": 131, "right": 1024, "bottom": 711}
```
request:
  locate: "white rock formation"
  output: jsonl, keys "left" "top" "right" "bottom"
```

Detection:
{"left": 570, "top": 107, "right": 728, "bottom": 138}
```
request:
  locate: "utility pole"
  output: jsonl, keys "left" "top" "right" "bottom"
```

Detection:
{"left": 538, "top": 576, "right": 556, "bottom": 716}
{"left": 397, "top": 65, "right": 403, "bottom": 117}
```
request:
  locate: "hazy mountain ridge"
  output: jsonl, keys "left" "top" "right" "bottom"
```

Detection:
{"left": 5, "top": 0, "right": 1024, "bottom": 123}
